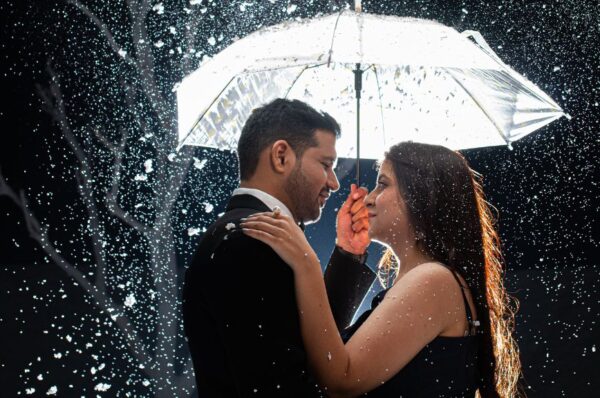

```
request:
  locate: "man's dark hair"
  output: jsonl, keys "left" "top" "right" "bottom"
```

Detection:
{"left": 237, "top": 98, "right": 341, "bottom": 180}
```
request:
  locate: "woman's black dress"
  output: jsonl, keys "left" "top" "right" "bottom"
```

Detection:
{"left": 341, "top": 270, "right": 480, "bottom": 397}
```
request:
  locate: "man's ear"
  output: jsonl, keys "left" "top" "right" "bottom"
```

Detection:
{"left": 270, "top": 140, "right": 295, "bottom": 174}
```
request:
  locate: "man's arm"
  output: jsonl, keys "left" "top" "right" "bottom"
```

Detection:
{"left": 325, "top": 246, "right": 376, "bottom": 331}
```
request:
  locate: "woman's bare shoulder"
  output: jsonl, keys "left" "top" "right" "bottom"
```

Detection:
{"left": 391, "top": 261, "right": 458, "bottom": 293}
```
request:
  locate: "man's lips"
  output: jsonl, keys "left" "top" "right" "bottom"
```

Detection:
{"left": 368, "top": 212, "right": 376, "bottom": 218}
{"left": 318, "top": 193, "right": 329, "bottom": 206}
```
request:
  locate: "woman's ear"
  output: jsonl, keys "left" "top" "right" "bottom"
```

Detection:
{"left": 270, "top": 140, "right": 295, "bottom": 174}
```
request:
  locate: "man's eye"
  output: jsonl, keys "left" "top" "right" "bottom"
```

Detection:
{"left": 376, "top": 181, "right": 386, "bottom": 189}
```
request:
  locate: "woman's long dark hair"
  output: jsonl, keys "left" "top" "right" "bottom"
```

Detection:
{"left": 378, "top": 142, "right": 522, "bottom": 397}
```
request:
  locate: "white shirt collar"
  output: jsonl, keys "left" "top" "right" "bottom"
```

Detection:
{"left": 232, "top": 187, "right": 294, "bottom": 219}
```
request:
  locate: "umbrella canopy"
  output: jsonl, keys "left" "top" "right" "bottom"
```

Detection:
{"left": 176, "top": 10, "right": 566, "bottom": 159}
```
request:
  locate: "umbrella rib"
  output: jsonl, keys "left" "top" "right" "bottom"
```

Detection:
{"left": 284, "top": 65, "right": 310, "bottom": 99}
{"left": 465, "top": 31, "right": 564, "bottom": 111}
{"left": 177, "top": 74, "right": 237, "bottom": 150}
{"left": 511, "top": 114, "right": 564, "bottom": 131}
{"left": 327, "top": 9, "right": 345, "bottom": 67}
{"left": 373, "top": 66, "right": 387, "bottom": 148}
{"left": 446, "top": 71, "right": 510, "bottom": 146}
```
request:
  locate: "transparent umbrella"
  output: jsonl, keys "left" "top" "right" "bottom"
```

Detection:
{"left": 176, "top": 5, "right": 567, "bottom": 182}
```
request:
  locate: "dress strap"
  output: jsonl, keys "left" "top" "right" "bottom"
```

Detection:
{"left": 447, "top": 269, "right": 479, "bottom": 333}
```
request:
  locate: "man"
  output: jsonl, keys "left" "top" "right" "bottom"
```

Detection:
{"left": 183, "top": 99, "right": 373, "bottom": 397}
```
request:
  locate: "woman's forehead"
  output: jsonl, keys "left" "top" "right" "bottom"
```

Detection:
{"left": 378, "top": 159, "right": 393, "bottom": 177}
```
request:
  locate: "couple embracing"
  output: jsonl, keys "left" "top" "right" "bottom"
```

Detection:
{"left": 182, "top": 99, "right": 521, "bottom": 397}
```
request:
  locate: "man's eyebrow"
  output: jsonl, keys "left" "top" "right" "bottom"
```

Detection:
{"left": 378, "top": 173, "right": 390, "bottom": 180}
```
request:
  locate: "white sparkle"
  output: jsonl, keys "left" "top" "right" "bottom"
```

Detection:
{"left": 124, "top": 294, "right": 136, "bottom": 308}
{"left": 144, "top": 159, "right": 154, "bottom": 173}
{"left": 193, "top": 157, "right": 207, "bottom": 170}
{"left": 152, "top": 3, "right": 164, "bottom": 14}
{"left": 187, "top": 227, "right": 201, "bottom": 236}
{"left": 94, "top": 383, "right": 111, "bottom": 392}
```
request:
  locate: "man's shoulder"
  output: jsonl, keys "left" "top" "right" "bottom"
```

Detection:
{"left": 212, "top": 207, "right": 263, "bottom": 238}
{"left": 185, "top": 209, "right": 291, "bottom": 294}
{"left": 191, "top": 208, "right": 277, "bottom": 265}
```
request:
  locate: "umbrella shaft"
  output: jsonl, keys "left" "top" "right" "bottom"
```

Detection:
{"left": 354, "top": 64, "right": 363, "bottom": 100}
{"left": 354, "top": 64, "right": 363, "bottom": 185}
{"left": 356, "top": 97, "right": 360, "bottom": 185}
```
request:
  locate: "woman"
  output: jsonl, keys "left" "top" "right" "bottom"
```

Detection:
{"left": 241, "top": 142, "right": 522, "bottom": 397}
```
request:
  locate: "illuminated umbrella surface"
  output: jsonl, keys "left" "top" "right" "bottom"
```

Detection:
{"left": 176, "top": 8, "right": 567, "bottom": 182}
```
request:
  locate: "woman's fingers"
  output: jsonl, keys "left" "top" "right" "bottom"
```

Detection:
{"left": 243, "top": 214, "right": 289, "bottom": 229}
{"left": 241, "top": 227, "right": 277, "bottom": 245}
{"left": 240, "top": 219, "right": 290, "bottom": 240}
{"left": 245, "top": 211, "right": 292, "bottom": 222}
{"left": 342, "top": 184, "right": 367, "bottom": 212}
{"left": 242, "top": 215, "right": 310, "bottom": 271}
{"left": 351, "top": 207, "right": 369, "bottom": 223}
{"left": 352, "top": 218, "right": 369, "bottom": 232}
{"left": 339, "top": 188, "right": 356, "bottom": 214}
{"left": 350, "top": 187, "right": 368, "bottom": 214}
{"left": 350, "top": 197, "right": 367, "bottom": 215}
{"left": 246, "top": 211, "right": 276, "bottom": 218}
{"left": 355, "top": 186, "right": 368, "bottom": 198}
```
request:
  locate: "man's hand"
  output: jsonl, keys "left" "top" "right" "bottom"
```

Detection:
{"left": 336, "top": 184, "right": 370, "bottom": 255}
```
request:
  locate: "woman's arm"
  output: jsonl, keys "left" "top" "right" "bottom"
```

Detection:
{"left": 293, "top": 252, "right": 353, "bottom": 392}
{"left": 295, "top": 257, "right": 458, "bottom": 396}
{"left": 241, "top": 214, "right": 459, "bottom": 397}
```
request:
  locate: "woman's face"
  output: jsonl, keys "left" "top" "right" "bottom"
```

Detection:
{"left": 364, "top": 159, "right": 415, "bottom": 248}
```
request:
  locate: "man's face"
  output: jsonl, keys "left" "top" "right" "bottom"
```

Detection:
{"left": 284, "top": 129, "right": 340, "bottom": 224}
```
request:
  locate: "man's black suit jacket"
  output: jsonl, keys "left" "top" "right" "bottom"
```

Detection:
{"left": 182, "top": 194, "right": 375, "bottom": 397}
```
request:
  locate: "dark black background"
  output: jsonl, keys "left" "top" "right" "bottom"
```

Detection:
{"left": 1, "top": 0, "right": 598, "bottom": 396}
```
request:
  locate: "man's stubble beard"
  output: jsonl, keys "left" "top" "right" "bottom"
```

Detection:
{"left": 284, "top": 161, "right": 322, "bottom": 224}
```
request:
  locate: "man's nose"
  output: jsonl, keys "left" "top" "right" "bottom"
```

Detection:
{"left": 328, "top": 169, "right": 340, "bottom": 192}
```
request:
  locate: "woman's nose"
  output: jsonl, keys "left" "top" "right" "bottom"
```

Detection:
{"left": 364, "top": 190, "right": 375, "bottom": 207}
